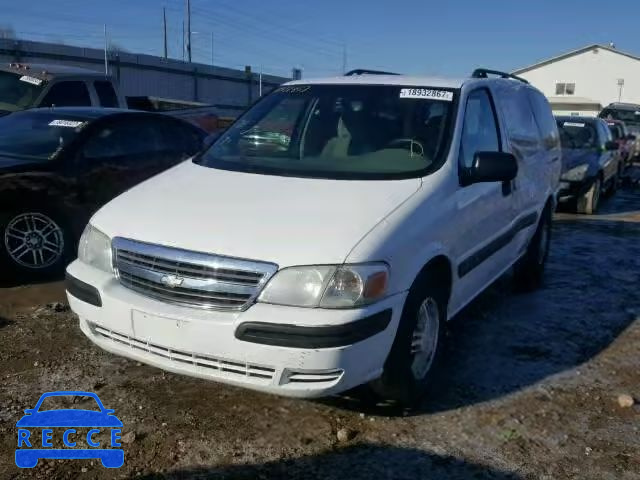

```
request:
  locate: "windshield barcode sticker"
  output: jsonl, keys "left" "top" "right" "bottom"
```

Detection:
{"left": 49, "top": 120, "right": 85, "bottom": 128}
{"left": 399, "top": 88, "right": 453, "bottom": 101}
{"left": 563, "top": 122, "right": 585, "bottom": 127}
{"left": 19, "top": 75, "right": 43, "bottom": 86}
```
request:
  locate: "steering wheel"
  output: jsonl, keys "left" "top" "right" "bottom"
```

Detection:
{"left": 387, "top": 138, "right": 425, "bottom": 156}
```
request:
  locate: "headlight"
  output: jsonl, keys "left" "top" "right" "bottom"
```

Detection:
{"left": 78, "top": 224, "right": 113, "bottom": 273}
{"left": 258, "top": 263, "right": 389, "bottom": 308}
{"left": 561, "top": 164, "right": 589, "bottom": 182}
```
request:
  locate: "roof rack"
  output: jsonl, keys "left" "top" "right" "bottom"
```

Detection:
{"left": 471, "top": 68, "right": 529, "bottom": 84}
{"left": 344, "top": 69, "right": 400, "bottom": 76}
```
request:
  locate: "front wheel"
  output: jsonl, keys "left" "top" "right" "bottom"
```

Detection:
{"left": 576, "top": 177, "right": 601, "bottom": 215}
{"left": 369, "top": 280, "right": 446, "bottom": 406}
{"left": 0, "top": 209, "right": 72, "bottom": 279}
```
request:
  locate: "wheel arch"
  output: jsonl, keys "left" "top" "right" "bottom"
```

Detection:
{"left": 408, "top": 255, "right": 453, "bottom": 309}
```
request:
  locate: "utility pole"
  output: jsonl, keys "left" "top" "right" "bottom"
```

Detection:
{"left": 342, "top": 43, "right": 347, "bottom": 75}
{"left": 163, "top": 7, "right": 168, "bottom": 59}
{"left": 181, "top": 20, "right": 185, "bottom": 61}
{"left": 186, "top": 0, "right": 192, "bottom": 63}
{"left": 259, "top": 65, "right": 263, "bottom": 97}
{"left": 211, "top": 31, "right": 214, "bottom": 66}
{"left": 103, "top": 24, "right": 108, "bottom": 75}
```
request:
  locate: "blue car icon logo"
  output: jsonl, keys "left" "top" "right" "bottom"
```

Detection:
{"left": 15, "top": 391, "right": 124, "bottom": 468}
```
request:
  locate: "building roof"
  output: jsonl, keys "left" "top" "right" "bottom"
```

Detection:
{"left": 513, "top": 44, "right": 640, "bottom": 75}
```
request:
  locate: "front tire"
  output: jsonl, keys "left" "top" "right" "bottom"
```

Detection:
{"left": 0, "top": 209, "right": 72, "bottom": 279}
{"left": 514, "top": 205, "right": 552, "bottom": 291}
{"left": 369, "top": 279, "right": 447, "bottom": 406}
{"left": 576, "top": 177, "right": 601, "bottom": 214}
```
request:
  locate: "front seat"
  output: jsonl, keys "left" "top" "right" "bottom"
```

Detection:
{"left": 321, "top": 117, "right": 352, "bottom": 157}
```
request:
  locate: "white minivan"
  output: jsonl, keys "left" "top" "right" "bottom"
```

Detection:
{"left": 66, "top": 68, "right": 561, "bottom": 405}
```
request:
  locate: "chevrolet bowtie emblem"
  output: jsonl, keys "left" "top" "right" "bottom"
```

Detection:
{"left": 160, "top": 274, "right": 184, "bottom": 288}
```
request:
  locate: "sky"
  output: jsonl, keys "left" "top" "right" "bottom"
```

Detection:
{"left": 3, "top": 0, "right": 640, "bottom": 79}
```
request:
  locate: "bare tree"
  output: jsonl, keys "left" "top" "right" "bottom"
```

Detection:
{"left": 107, "top": 41, "right": 129, "bottom": 54}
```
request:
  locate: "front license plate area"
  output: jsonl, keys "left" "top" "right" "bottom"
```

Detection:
{"left": 131, "top": 310, "right": 191, "bottom": 348}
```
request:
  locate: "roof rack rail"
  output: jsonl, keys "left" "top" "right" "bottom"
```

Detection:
{"left": 471, "top": 68, "right": 529, "bottom": 84}
{"left": 344, "top": 69, "right": 400, "bottom": 76}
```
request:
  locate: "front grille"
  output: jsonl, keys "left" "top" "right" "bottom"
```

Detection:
{"left": 92, "top": 324, "right": 276, "bottom": 382}
{"left": 112, "top": 238, "right": 278, "bottom": 311}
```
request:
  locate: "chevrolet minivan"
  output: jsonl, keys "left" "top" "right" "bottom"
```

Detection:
{"left": 66, "top": 69, "right": 560, "bottom": 404}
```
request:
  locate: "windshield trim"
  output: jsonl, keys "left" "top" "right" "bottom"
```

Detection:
{"left": 194, "top": 84, "right": 460, "bottom": 181}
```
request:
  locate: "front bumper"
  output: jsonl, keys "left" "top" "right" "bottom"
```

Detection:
{"left": 66, "top": 260, "right": 405, "bottom": 398}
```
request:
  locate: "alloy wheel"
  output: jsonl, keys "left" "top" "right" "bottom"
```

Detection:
{"left": 3, "top": 213, "right": 65, "bottom": 269}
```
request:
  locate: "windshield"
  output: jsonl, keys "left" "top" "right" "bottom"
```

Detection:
{"left": 557, "top": 120, "right": 599, "bottom": 149}
{"left": 0, "top": 71, "right": 46, "bottom": 112}
{"left": 197, "top": 84, "right": 456, "bottom": 179}
{"left": 599, "top": 107, "right": 640, "bottom": 127}
{"left": 0, "top": 111, "right": 87, "bottom": 160}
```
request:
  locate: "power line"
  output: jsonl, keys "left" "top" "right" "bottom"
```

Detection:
{"left": 189, "top": 6, "right": 342, "bottom": 59}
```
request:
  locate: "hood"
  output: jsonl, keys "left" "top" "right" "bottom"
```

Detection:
{"left": 16, "top": 409, "right": 123, "bottom": 427}
{"left": 560, "top": 149, "right": 599, "bottom": 173}
{"left": 92, "top": 161, "right": 421, "bottom": 267}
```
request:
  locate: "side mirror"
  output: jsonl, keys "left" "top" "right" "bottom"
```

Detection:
{"left": 605, "top": 141, "right": 619, "bottom": 151}
{"left": 461, "top": 152, "right": 518, "bottom": 186}
{"left": 626, "top": 134, "right": 636, "bottom": 141}
{"left": 24, "top": 409, "right": 35, "bottom": 415}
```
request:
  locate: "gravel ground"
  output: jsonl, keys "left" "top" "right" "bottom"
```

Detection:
{"left": 1, "top": 173, "right": 639, "bottom": 480}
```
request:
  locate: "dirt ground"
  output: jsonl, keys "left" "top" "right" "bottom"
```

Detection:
{"left": 1, "top": 173, "right": 639, "bottom": 480}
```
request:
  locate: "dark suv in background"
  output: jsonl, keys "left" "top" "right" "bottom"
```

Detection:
{"left": 599, "top": 102, "right": 640, "bottom": 162}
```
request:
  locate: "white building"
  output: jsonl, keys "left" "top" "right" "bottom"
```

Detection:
{"left": 513, "top": 44, "right": 640, "bottom": 116}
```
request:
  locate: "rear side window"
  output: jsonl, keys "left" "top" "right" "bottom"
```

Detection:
{"left": 496, "top": 86, "right": 540, "bottom": 144}
{"left": 155, "top": 117, "right": 204, "bottom": 156}
{"left": 528, "top": 90, "right": 560, "bottom": 150}
{"left": 83, "top": 117, "right": 167, "bottom": 160}
{"left": 94, "top": 81, "right": 118, "bottom": 108}
{"left": 459, "top": 89, "right": 500, "bottom": 168}
{"left": 39, "top": 81, "right": 91, "bottom": 107}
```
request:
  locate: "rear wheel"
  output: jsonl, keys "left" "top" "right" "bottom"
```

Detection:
{"left": 576, "top": 177, "right": 601, "bottom": 215}
{"left": 514, "top": 205, "right": 552, "bottom": 291}
{"left": 0, "top": 209, "right": 72, "bottom": 279}
{"left": 369, "top": 279, "right": 446, "bottom": 406}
